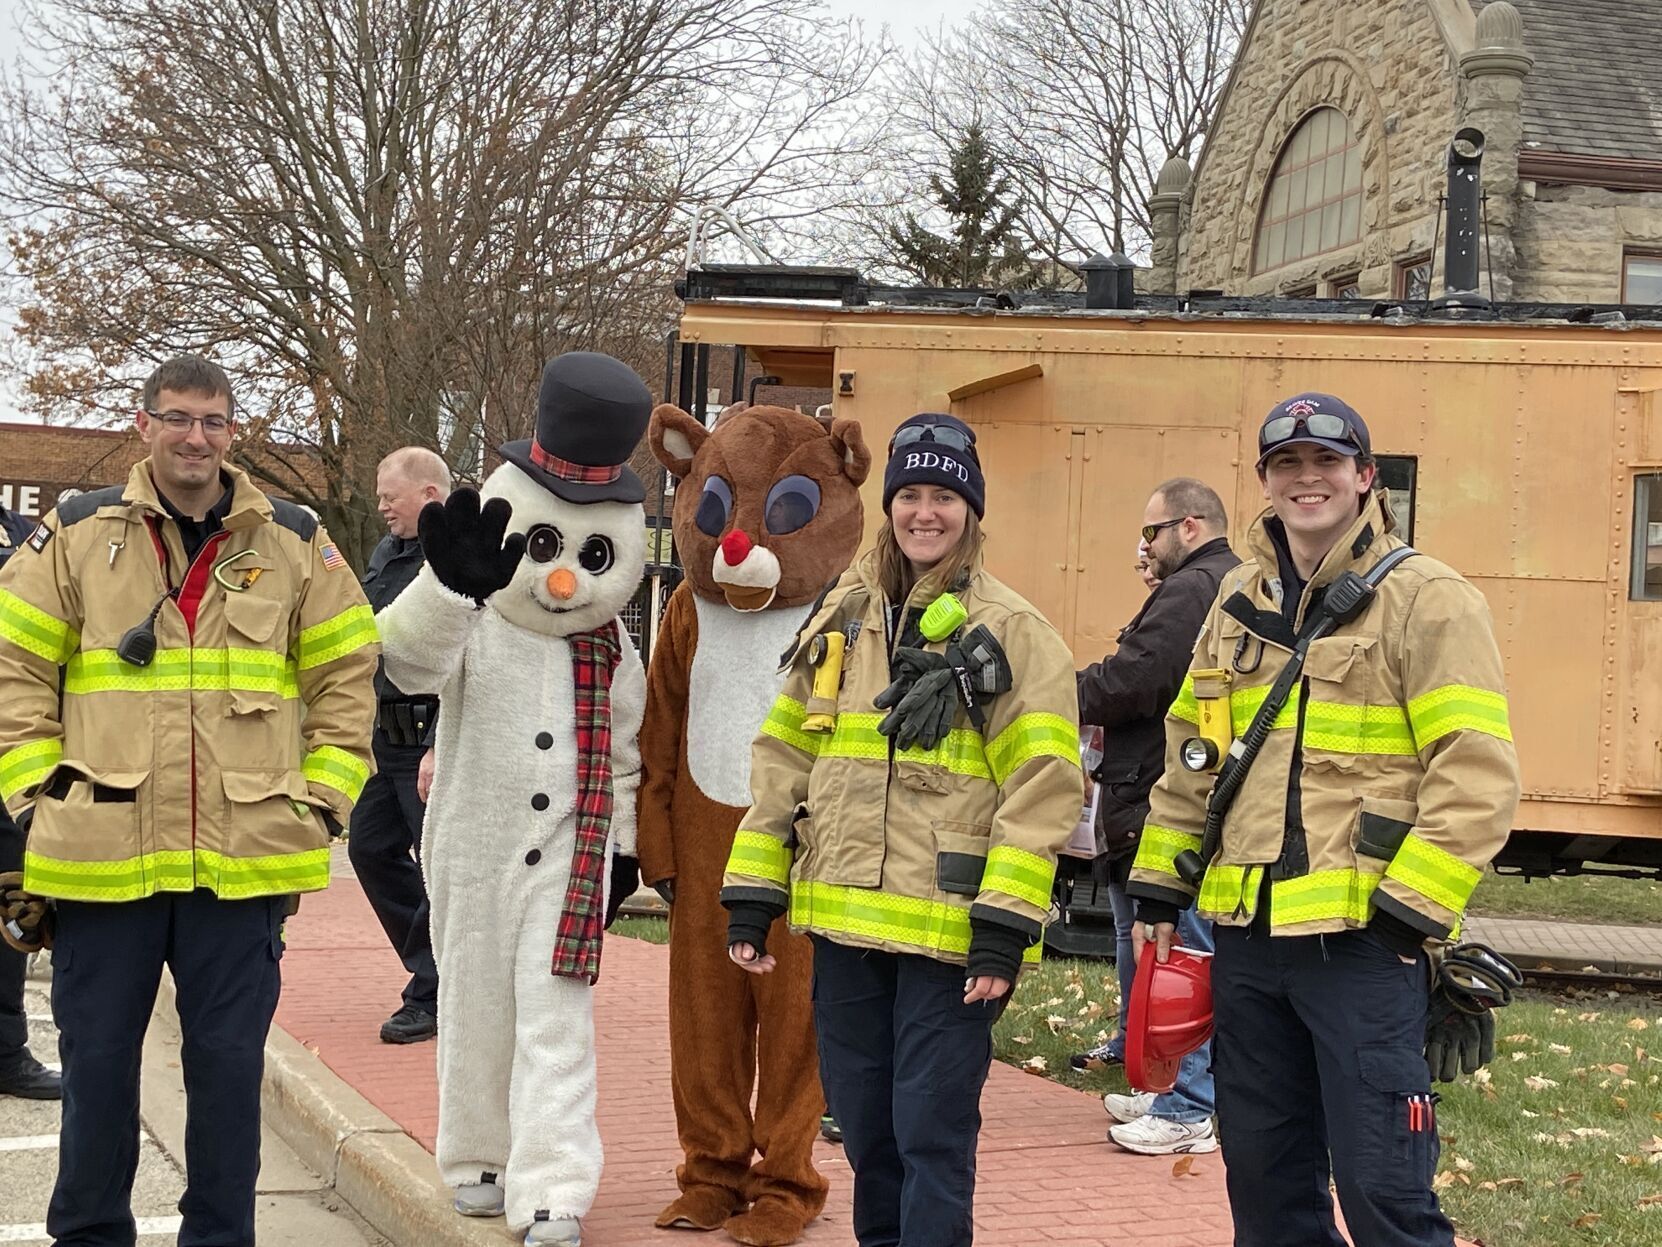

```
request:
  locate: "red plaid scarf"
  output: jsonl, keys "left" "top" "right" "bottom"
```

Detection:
{"left": 551, "top": 621, "right": 623, "bottom": 983}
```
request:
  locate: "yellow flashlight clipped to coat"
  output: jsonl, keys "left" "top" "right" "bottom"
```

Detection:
{"left": 803, "top": 632, "right": 846, "bottom": 733}
{"left": 1180, "top": 668, "right": 1234, "bottom": 773}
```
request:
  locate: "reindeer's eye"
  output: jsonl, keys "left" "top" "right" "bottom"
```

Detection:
{"left": 578, "top": 536, "right": 615, "bottom": 575}
{"left": 696, "top": 475, "right": 733, "bottom": 537}
{"left": 764, "top": 475, "right": 821, "bottom": 535}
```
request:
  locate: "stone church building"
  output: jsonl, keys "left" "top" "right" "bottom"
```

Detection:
{"left": 1146, "top": 0, "right": 1662, "bottom": 306}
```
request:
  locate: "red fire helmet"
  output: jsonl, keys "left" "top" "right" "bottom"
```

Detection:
{"left": 1125, "top": 940, "right": 1215, "bottom": 1094}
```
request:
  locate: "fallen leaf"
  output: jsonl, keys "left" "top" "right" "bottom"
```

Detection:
{"left": 1550, "top": 1043, "right": 1574, "bottom": 1055}
{"left": 1611, "top": 1063, "right": 1631, "bottom": 1077}
{"left": 1511, "top": 1052, "right": 1530, "bottom": 1062}
{"left": 1504, "top": 1033, "right": 1534, "bottom": 1044}
{"left": 1455, "top": 1157, "right": 1477, "bottom": 1172}
{"left": 1524, "top": 1075, "right": 1560, "bottom": 1091}
{"left": 1616, "top": 1096, "right": 1631, "bottom": 1110}
{"left": 1479, "top": 1181, "right": 1498, "bottom": 1191}
{"left": 1044, "top": 1014, "right": 1067, "bottom": 1034}
{"left": 1572, "top": 1213, "right": 1601, "bottom": 1229}
{"left": 1570, "top": 1128, "right": 1611, "bottom": 1139}
{"left": 1172, "top": 1155, "right": 1196, "bottom": 1178}
{"left": 1562, "top": 1173, "right": 1585, "bottom": 1189}
{"left": 1642, "top": 1135, "right": 1662, "bottom": 1155}
{"left": 1433, "top": 1171, "right": 1457, "bottom": 1191}
{"left": 1640, "top": 1194, "right": 1662, "bottom": 1208}
{"left": 1522, "top": 1109, "right": 1540, "bottom": 1118}
{"left": 1578, "top": 1012, "right": 1603, "bottom": 1022}
{"left": 1020, "top": 1055, "right": 1048, "bottom": 1074}
{"left": 1473, "top": 1068, "right": 1493, "bottom": 1086}
{"left": 1631, "top": 1018, "right": 1651, "bottom": 1032}
{"left": 1495, "top": 1177, "right": 1526, "bottom": 1189}
{"left": 1010, "top": 1035, "right": 1032, "bottom": 1046}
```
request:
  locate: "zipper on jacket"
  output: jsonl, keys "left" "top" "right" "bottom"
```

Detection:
{"left": 1276, "top": 675, "right": 1313, "bottom": 882}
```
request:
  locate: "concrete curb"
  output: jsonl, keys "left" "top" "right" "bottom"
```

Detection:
{"left": 258, "top": 1022, "right": 518, "bottom": 1246}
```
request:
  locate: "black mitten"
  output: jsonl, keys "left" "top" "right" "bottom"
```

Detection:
{"left": 417, "top": 489, "right": 527, "bottom": 605}
{"left": 605, "top": 855, "right": 639, "bottom": 929}
{"left": 1424, "top": 985, "right": 1495, "bottom": 1083}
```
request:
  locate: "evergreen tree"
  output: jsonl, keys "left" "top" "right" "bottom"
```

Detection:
{"left": 886, "top": 124, "right": 1042, "bottom": 288}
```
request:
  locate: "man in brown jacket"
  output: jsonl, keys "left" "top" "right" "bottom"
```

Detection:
{"left": 0, "top": 356, "right": 378, "bottom": 1246}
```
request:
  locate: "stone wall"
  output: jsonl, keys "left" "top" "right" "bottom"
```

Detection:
{"left": 1177, "top": 0, "right": 1463, "bottom": 297}
{"left": 1512, "top": 184, "right": 1662, "bottom": 303}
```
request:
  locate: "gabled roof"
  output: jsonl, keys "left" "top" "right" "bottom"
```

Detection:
{"left": 1497, "top": 0, "right": 1662, "bottom": 161}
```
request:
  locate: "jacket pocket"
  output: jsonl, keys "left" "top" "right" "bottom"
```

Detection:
{"left": 933, "top": 819, "right": 991, "bottom": 897}
{"left": 224, "top": 591, "right": 285, "bottom": 645}
{"left": 31, "top": 762, "right": 150, "bottom": 883}
{"left": 1356, "top": 1043, "right": 1437, "bottom": 1199}
{"left": 1354, "top": 796, "right": 1418, "bottom": 861}
{"left": 222, "top": 769, "right": 328, "bottom": 858}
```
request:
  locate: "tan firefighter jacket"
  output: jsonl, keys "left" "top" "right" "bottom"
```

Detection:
{"left": 0, "top": 461, "right": 379, "bottom": 902}
{"left": 720, "top": 548, "right": 1083, "bottom": 965}
{"left": 1128, "top": 492, "right": 1520, "bottom": 940}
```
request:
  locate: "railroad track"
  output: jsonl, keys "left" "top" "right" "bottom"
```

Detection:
{"left": 1517, "top": 964, "right": 1662, "bottom": 994}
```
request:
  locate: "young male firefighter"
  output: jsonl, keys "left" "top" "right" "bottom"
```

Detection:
{"left": 1128, "top": 393, "right": 1521, "bottom": 1247}
{"left": 0, "top": 355, "right": 379, "bottom": 1246}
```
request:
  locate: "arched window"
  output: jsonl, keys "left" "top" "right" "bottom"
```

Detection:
{"left": 1254, "top": 107, "right": 1362, "bottom": 273}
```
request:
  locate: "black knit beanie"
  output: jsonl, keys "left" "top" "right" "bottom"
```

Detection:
{"left": 882, "top": 413, "right": 985, "bottom": 518}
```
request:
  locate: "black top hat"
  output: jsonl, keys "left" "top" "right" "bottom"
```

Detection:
{"left": 499, "top": 352, "right": 653, "bottom": 504}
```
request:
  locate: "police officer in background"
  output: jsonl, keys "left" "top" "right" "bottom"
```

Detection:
{"left": 352, "top": 446, "right": 450, "bottom": 1043}
{"left": 0, "top": 494, "right": 60, "bottom": 1100}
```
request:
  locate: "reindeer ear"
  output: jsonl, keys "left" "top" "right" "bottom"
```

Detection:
{"left": 650, "top": 404, "right": 707, "bottom": 478}
{"left": 829, "top": 417, "right": 871, "bottom": 486}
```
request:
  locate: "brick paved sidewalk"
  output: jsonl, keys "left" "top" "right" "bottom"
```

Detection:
{"left": 1463, "top": 915, "right": 1662, "bottom": 975}
{"left": 275, "top": 857, "right": 1235, "bottom": 1247}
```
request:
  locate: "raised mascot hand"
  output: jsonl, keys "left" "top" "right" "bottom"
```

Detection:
{"left": 418, "top": 489, "right": 527, "bottom": 605}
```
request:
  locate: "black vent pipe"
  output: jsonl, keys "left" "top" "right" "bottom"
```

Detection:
{"left": 1431, "top": 127, "right": 1490, "bottom": 316}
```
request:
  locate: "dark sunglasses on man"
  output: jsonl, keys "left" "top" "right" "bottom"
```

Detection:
{"left": 1141, "top": 516, "right": 1197, "bottom": 543}
{"left": 889, "top": 422, "right": 977, "bottom": 457}
{"left": 1259, "top": 411, "right": 1359, "bottom": 450}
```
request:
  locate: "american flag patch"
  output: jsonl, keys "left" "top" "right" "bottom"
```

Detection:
{"left": 320, "top": 542, "right": 347, "bottom": 571}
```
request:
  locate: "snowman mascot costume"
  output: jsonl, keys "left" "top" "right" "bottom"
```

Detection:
{"left": 376, "top": 352, "right": 651, "bottom": 1247}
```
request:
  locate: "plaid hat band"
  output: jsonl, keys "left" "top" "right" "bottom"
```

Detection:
{"left": 530, "top": 440, "right": 622, "bottom": 485}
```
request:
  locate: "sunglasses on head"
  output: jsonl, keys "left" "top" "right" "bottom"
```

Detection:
{"left": 1140, "top": 516, "right": 1196, "bottom": 543}
{"left": 890, "top": 423, "right": 976, "bottom": 456}
{"left": 1260, "top": 411, "right": 1357, "bottom": 450}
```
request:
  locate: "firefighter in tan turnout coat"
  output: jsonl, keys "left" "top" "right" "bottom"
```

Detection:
{"left": 0, "top": 356, "right": 378, "bottom": 1245}
{"left": 1128, "top": 393, "right": 1521, "bottom": 1247}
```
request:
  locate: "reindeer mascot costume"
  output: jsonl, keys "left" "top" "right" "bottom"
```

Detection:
{"left": 378, "top": 352, "right": 652, "bottom": 1247}
{"left": 639, "top": 403, "right": 869, "bottom": 1246}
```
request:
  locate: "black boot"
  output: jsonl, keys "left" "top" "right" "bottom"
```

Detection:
{"left": 0, "top": 1050, "right": 61, "bottom": 1099}
{"left": 379, "top": 1003, "right": 437, "bottom": 1044}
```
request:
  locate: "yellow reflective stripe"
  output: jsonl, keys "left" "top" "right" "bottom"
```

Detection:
{"left": 1386, "top": 834, "right": 1482, "bottom": 914}
{"left": 727, "top": 830, "right": 792, "bottom": 887}
{"left": 0, "top": 739, "right": 63, "bottom": 802}
{"left": 760, "top": 696, "right": 824, "bottom": 757}
{"left": 23, "top": 846, "right": 328, "bottom": 901}
{"left": 825, "top": 712, "right": 889, "bottom": 761}
{"left": 1407, "top": 685, "right": 1513, "bottom": 749}
{"left": 897, "top": 728, "right": 992, "bottom": 780}
{"left": 65, "top": 648, "right": 300, "bottom": 697}
{"left": 981, "top": 845, "right": 1054, "bottom": 910}
{"left": 0, "top": 589, "right": 78, "bottom": 664}
{"left": 1302, "top": 701, "right": 1417, "bottom": 756}
{"left": 302, "top": 746, "right": 369, "bottom": 801}
{"left": 295, "top": 604, "right": 378, "bottom": 671}
{"left": 1198, "top": 863, "right": 1260, "bottom": 914}
{"left": 1229, "top": 684, "right": 1300, "bottom": 735}
{"left": 986, "top": 713, "right": 1079, "bottom": 786}
{"left": 1133, "top": 824, "right": 1203, "bottom": 879}
{"left": 790, "top": 879, "right": 1042, "bottom": 963}
{"left": 1270, "top": 869, "right": 1381, "bottom": 926}
{"left": 1169, "top": 676, "right": 1200, "bottom": 725}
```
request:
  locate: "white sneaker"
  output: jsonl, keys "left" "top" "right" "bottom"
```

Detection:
{"left": 1108, "top": 1114, "right": 1219, "bottom": 1156}
{"left": 525, "top": 1215, "right": 582, "bottom": 1246}
{"left": 1102, "top": 1091, "right": 1156, "bottom": 1123}
{"left": 453, "top": 1182, "right": 504, "bottom": 1217}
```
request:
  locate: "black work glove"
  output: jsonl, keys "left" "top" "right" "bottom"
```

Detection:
{"left": 0, "top": 871, "right": 52, "bottom": 954}
{"left": 725, "top": 899, "right": 784, "bottom": 960}
{"left": 874, "top": 647, "right": 959, "bottom": 751}
{"left": 417, "top": 489, "right": 527, "bottom": 606}
{"left": 652, "top": 878, "right": 676, "bottom": 907}
{"left": 1424, "top": 985, "right": 1495, "bottom": 1083}
{"left": 605, "top": 855, "right": 639, "bottom": 929}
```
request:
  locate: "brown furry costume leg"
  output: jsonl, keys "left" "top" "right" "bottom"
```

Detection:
{"left": 657, "top": 852, "right": 826, "bottom": 1241}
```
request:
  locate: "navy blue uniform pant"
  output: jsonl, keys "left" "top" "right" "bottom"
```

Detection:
{"left": 48, "top": 889, "right": 284, "bottom": 1247}
{"left": 347, "top": 738, "right": 436, "bottom": 1012}
{"left": 810, "top": 936, "right": 1004, "bottom": 1247}
{"left": 1212, "top": 916, "right": 1454, "bottom": 1247}
{"left": 0, "top": 812, "right": 27, "bottom": 1069}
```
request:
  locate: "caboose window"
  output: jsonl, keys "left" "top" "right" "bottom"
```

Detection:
{"left": 1632, "top": 474, "right": 1662, "bottom": 600}
{"left": 1253, "top": 107, "right": 1363, "bottom": 274}
{"left": 1375, "top": 455, "right": 1416, "bottom": 546}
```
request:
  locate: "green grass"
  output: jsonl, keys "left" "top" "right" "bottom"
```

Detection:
{"left": 993, "top": 954, "right": 1133, "bottom": 1098}
{"left": 1468, "top": 870, "right": 1662, "bottom": 926}
{"left": 609, "top": 914, "right": 669, "bottom": 944}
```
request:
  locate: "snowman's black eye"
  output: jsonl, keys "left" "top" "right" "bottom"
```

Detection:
{"left": 578, "top": 535, "right": 614, "bottom": 575}
{"left": 526, "top": 524, "right": 563, "bottom": 564}
{"left": 696, "top": 475, "right": 733, "bottom": 537}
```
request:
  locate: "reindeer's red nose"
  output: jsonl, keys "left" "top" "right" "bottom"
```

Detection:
{"left": 721, "top": 529, "right": 753, "bottom": 566}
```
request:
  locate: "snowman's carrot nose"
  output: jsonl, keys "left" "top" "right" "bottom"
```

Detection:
{"left": 546, "top": 568, "right": 577, "bottom": 600}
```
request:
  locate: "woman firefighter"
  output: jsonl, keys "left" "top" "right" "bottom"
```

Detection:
{"left": 720, "top": 413, "right": 1083, "bottom": 1247}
